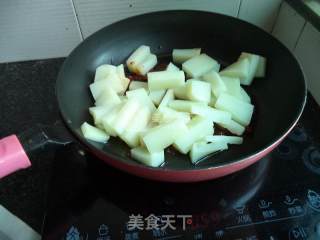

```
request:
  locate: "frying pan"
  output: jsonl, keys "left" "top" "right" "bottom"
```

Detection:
{"left": 0, "top": 10, "right": 307, "bottom": 182}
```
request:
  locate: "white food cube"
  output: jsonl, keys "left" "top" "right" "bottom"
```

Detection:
{"left": 126, "top": 88, "right": 156, "bottom": 112}
{"left": 256, "top": 56, "right": 267, "bottom": 77}
{"left": 94, "top": 64, "right": 117, "bottom": 82}
{"left": 219, "top": 58, "right": 250, "bottom": 80}
{"left": 129, "top": 81, "right": 148, "bottom": 91}
{"left": 185, "top": 79, "right": 211, "bottom": 104}
{"left": 174, "top": 85, "right": 188, "bottom": 99}
{"left": 238, "top": 52, "right": 260, "bottom": 85}
{"left": 136, "top": 54, "right": 157, "bottom": 76}
{"left": 91, "top": 72, "right": 124, "bottom": 96}
{"left": 151, "top": 107, "right": 190, "bottom": 125}
{"left": 116, "top": 64, "right": 125, "bottom": 79}
{"left": 142, "top": 120, "right": 188, "bottom": 153}
{"left": 240, "top": 87, "right": 251, "bottom": 103}
{"left": 131, "top": 147, "right": 165, "bottom": 167}
{"left": 208, "top": 95, "right": 217, "bottom": 107}
{"left": 81, "top": 122, "right": 110, "bottom": 143}
{"left": 112, "top": 99, "right": 141, "bottom": 135}
{"left": 215, "top": 93, "right": 254, "bottom": 126}
{"left": 89, "top": 81, "right": 108, "bottom": 100}
{"left": 94, "top": 88, "right": 121, "bottom": 107}
{"left": 190, "top": 105, "right": 231, "bottom": 125}
{"left": 182, "top": 54, "right": 220, "bottom": 78}
{"left": 120, "top": 107, "right": 151, "bottom": 147}
{"left": 168, "top": 100, "right": 206, "bottom": 113}
{"left": 221, "top": 76, "right": 241, "bottom": 100}
{"left": 158, "top": 89, "right": 174, "bottom": 110}
{"left": 218, "top": 119, "right": 245, "bottom": 136}
{"left": 202, "top": 70, "right": 227, "bottom": 98}
{"left": 190, "top": 141, "right": 228, "bottom": 163}
{"left": 173, "top": 116, "right": 214, "bottom": 154}
{"left": 89, "top": 105, "right": 116, "bottom": 126}
{"left": 166, "top": 62, "right": 180, "bottom": 72}
{"left": 101, "top": 104, "right": 123, "bottom": 136}
{"left": 148, "top": 70, "right": 185, "bottom": 91}
{"left": 204, "top": 135, "right": 243, "bottom": 145}
{"left": 172, "top": 48, "right": 201, "bottom": 64}
{"left": 126, "top": 45, "right": 150, "bottom": 73}
{"left": 149, "top": 90, "right": 166, "bottom": 106}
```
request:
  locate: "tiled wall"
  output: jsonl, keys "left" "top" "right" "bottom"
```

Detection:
{"left": 272, "top": 2, "right": 320, "bottom": 104}
{"left": 1, "top": 0, "right": 318, "bottom": 103}
{"left": 0, "top": 0, "right": 282, "bottom": 63}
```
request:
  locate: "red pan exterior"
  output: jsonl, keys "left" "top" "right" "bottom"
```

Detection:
{"left": 91, "top": 119, "right": 298, "bottom": 182}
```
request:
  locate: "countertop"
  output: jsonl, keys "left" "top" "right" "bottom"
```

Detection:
{"left": 0, "top": 58, "right": 65, "bottom": 232}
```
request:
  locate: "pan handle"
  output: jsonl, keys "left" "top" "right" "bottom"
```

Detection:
{"left": 0, "top": 122, "right": 73, "bottom": 179}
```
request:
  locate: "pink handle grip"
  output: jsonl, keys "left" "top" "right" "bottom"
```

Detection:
{"left": 0, "top": 135, "right": 31, "bottom": 179}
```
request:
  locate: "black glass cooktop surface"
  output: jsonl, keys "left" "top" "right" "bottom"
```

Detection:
{"left": 42, "top": 97, "right": 320, "bottom": 240}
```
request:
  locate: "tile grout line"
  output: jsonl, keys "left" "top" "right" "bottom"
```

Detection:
{"left": 270, "top": 0, "right": 285, "bottom": 33}
{"left": 293, "top": 20, "right": 307, "bottom": 51}
{"left": 237, "top": 0, "right": 243, "bottom": 18}
{"left": 70, "top": 0, "right": 84, "bottom": 41}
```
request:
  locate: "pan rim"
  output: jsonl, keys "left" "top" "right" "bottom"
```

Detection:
{"left": 56, "top": 10, "right": 308, "bottom": 172}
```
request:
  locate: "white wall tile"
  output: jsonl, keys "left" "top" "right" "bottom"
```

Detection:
{"left": 0, "top": 0, "right": 82, "bottom": 63}
{"left": 73, "top": 0, "right": 241, "bottom": 38}
{"left": 238, "top": 0, "right": 282, "bottom": 32}
{"left": 272, "top": 2, "right": 306, "bottom": 51}
{"left": 295, "top": 23, "right": 320, "bottom": 104}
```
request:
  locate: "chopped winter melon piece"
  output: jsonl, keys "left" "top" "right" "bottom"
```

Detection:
{"left": 190, "top": 105, "right": 231, "bottom": 125}
{"left": 101, "top": 104, "right": 123, "bottom": 136}
{"left": 190, "top": 141, "right": 228, "bottom": 163}
{"left": 172, "top": 48, "right": 201, "bottom": 64}
{"left": 131, "top": 147, "right": 165, "bottom": 167}
{"left": 151, "top": 107, "right": 190, "bottom": 124}
{"left": 166, "top": 62, "right": 180, "bottom": 72}
{"left": 81, "top": 122, "right": 110, "bottom": 143}
{"left": 215, "top": 93, "right": 254, "bottom": 126}
{"left": 116, "top": 64, "right": 125, "bottom": 79}
{"left": 158, "top": 89, "right": 174, "bottom": 110}
{"left": 120, "top": 107, "right": 151, "bottom": 147}
{"left": 182, "top": 54, "right": 220, "bottom": 78}
{"left": 256, "top": 56, "right": 267, "bottom": 78}
{"left": 126, "top": 88, "right": 156, "bottom": 112}
{"left": 113, "top": 99, "right": 141, "bottom": 135}
{"left": 240, "top": 87, "right": 251, "bottom": 103}
{"left": 89, "top": 81, "right": 108, "bottom": 100}
{"left": 142, "top": 120, "right": 188, "bottom": 153}
{"left": 94, "top": 64, "right": 117, "bottom": 82}
{"left": 221, "top": 76, "right": 241, "bottom": 100}
{"left": 208, "top": 95, "right": 217, "bottom": 107}
{"left": 126, "top": 45, "right": 150, "bottom": 73}
{"left": 218, "top": 119, "right": 245, "bottom": 136}
{"left": 148, "top": 71, "right": 185, "bottom": 91}
{"left": 94, "top": 88, "right": 121, "bottom": 107}
{"left": 185, "top": 79, "right": 211, "bottom": 104}
{"left": 129, "top": 81, "right": 148, "bottom": 91}
{"left": 89, "top": 105, "right": 116, "bottom": 126}
{"left": 90, "top": 72, "right": 124, "bottom": 97}
{"left": 238, "top": 52, "right": 260, "bottom": 85}
{"left": 173, "top": 116, "right": 214, "bottom": 154}
{"left": 115, "top": 64, "right": 130, "bottom": 91}
{"left": 136, "top": 54, "right": 157, "bottom": 76}
{"left": 219, "top": 58, "right": 250, "bottom": 80}
{"left": 168, "top": 100, "right": 206, "bottom": 113}
{"left": 174, "top": 85, "right": 188, "bottom": 99}
{"left": 204, "top": 135, "right": 243, "bottom": 145}
{"left": 149, "top": 90, "right": 166, "bottom": 106}
{"left": 202, "top": 70, "right": 227, "bottom": 98}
